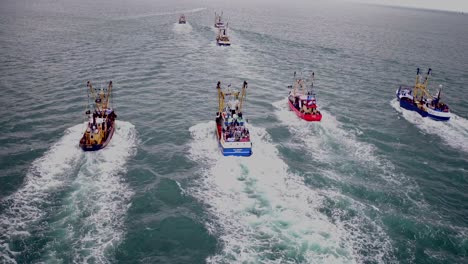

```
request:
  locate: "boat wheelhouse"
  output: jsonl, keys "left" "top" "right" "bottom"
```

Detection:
{"left": 79, "top": 81, "right": 117, "bottom": 151}
{"left": 214, "top": 12, "right": 225, "bottom": 29}
{"left": 216, "top": 25, "right": 231, "bottom": 46}
{"left": 287, "top": 72, "right": 322, "bottom": 122}
{"left": 396, "top": 68, "right": 450, "bottom": 121}
{"left": 178, "top": 14, "right": 186, "bottom": 24}
{"left": 215, "top": 81, "right": 252, "bottom": 156}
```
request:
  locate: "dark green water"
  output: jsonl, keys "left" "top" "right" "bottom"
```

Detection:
{"left": 1, "top": 0, "right": 467, "bottom": 263}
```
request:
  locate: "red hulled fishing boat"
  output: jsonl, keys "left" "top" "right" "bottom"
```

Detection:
{"left": 287, "top": 72, "right": 322, "bottom": 121}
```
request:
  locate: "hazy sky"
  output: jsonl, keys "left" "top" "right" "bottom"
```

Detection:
{"left": 348, "top": 0, "right": 468, "bottom": 12}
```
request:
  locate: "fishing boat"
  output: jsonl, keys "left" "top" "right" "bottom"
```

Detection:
{"left": 79, "top": 81, "right": 117, "bottom": 151}
{"left": 396, "top": 68, "right": 450, "bottom": 121}
{"left": 287, "top": 72, "right": 322, "bottom": 121}
{"left": 178, "top": 14, "right": 186, "bottom": 24}
{"left": 216, "top": 25, "right": 231, "bottom": 46}
{"left": 215, "top": 81, "right": 252, "bottom": 156}
{"left": 214, "top": 12, "right": 225, "bottom": 29}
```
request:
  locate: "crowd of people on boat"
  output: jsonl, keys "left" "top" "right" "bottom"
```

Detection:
{"left": 290, "top": 95, "right": 321, "bottom": 115}
{"left": 216, "top": 111, "right": 250, "bottom": 142}
{"left": 402, "top": 95, "right": 450, "bottom": 113}
{"left": 429, "top": 100, "right": 449, "bottom": 112}
{"left": 81, "top": 109, "right": 116, "bottom": 145}
{"left": 223, "top": 123, "right": 250, "bottom": 142}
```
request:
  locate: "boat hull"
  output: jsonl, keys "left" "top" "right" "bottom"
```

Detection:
{"left": 396, "top": 88, "right": 450, "bottom": 121}
{"left": 219, "top": 142, "right": 252, "bottom": 156}
{"left": 217, "top": 41, "right": 231, "bottom": 46}
{"left": 80, "top": 125, "right": 115, "bottom": 151}
{"left": 288, "top": 100, "right": 322, "bottom": 121}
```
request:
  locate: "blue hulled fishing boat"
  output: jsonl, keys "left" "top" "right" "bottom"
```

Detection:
{"left": 396, "top": 68, "right": 450, "bottom": 121}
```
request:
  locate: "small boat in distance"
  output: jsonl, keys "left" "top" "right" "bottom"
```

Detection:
{"left": 215, "top": 81, "right": 252, "bottom": 156}
{"left": 396, "top": 68, "right": 450, "bottom": 121}
{"left": 79, "top": 81, "right": 117, "bottom": 151}
{"left": 216, "top": 24, "right": 231, "bottom": 46}
{"left": 178, "top": 14, "right": 186, "bottom": 24}
{"left": 214, "top": 11, "right": 225, "bottom": 29}
{"left": 288, "top": 72, "right": 322, "bottom": 122}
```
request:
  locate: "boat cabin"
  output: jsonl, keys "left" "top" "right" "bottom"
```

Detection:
{"left": 290, "top": 94, "right": 321, "bottom": 115}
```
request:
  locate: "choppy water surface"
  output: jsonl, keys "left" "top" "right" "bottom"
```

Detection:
{"left": 1, "top": 0, "right": 467, "bottom": 263}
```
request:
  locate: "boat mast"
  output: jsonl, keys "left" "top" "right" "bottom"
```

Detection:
{"left": 87, "top": 81, "right": 102, "bottom": 112}
{"left": 414, "top": 68, "right": 432, "bottom": 101}
{"left": 414, "top": 67, "right": 420, "bottom": 90}
{"left": 239, "top": 81, "right": 248, "bottom": 112}
{"left": 292, "top": 72, "right": 299, "bottom": 96}
{"left": 423, "top": 68, "right": 432, "bottom": 99}
{"left": 104, "top": 81, "right": 112, "bottom": 109}
{"left": 308, "top": 72, "right": 315, "bottom": 95}
{"left": 311, "top": 72, "right": 314, "bottom": 89}
{"left": 87, "top": 81, "right": 96, "bottom": 101}
{"left": 301, "top": 74, "right": 306, "bottom": 95}
{"left": 421, "top": 68, "right": 432, "bottom": 100}
{"left": 217, "top": 81, "right": 224, "bottom": 113}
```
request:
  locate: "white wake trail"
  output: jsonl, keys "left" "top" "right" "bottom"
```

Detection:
{"left": 43, "top": 121, "right": 138, "bottom": 263}
{"left": 173, "top": 22, "right": 193, "bottom": 34}
{"left": 0, "top": 124, "right": 85, "bottom": 262}
{"left": 188, "top": 121, "right": 357, "bottom": 263}
{"left": 390, "top": 98, "right": 468, "bottom": 153}
{"left": 273, "top": 99, "right": 397, "bottom": 263}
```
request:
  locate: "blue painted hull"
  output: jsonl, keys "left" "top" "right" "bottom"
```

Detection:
{"left": 398, "top": 98, "right": 428, "bottom": 117}
{"left": 218, "top": 141, "right": 252, "bottom": 157}
{"left": 397, "top": 96, "right": 450, "bottom": 121}
{"left": 81, "top": 144, "right": 105, "bottom": 151}
{"left": 427, "top": 112, "right": 450, "bottom": 121}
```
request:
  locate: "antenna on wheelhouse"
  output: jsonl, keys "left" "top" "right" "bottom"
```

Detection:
{"left": 310, "top": 72, "right": 315, "bottom": 88}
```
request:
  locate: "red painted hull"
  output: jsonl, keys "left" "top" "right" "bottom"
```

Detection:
{"left": 288, "top": 100, "right": 322, "bottom": 122}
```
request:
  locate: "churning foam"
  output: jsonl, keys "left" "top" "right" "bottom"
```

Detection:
{"left": 0, "top": 121, "right": 137, "bottom": 263}
{"left": 118, "top": 7, "right": 206, "bottom": 20}
{"left": 44, "top": 121, "right": 137, "bottom": 263}
{"left": 0, "top": 123, "right": 85, "bottom": 262}
{"left": 273, "top": 99, "right": 397, "bottom": 262}
{"left": 173, "top": 22, "right": 193, "bottom": 34}
{"left": 390, "top": 99, "right": 468, "bottom": 153}
{"left": 273, "top": 99, "right": 405, "bottom": 184}
{"left": 188, "top": 121, "right": 357, "bottom": 263}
